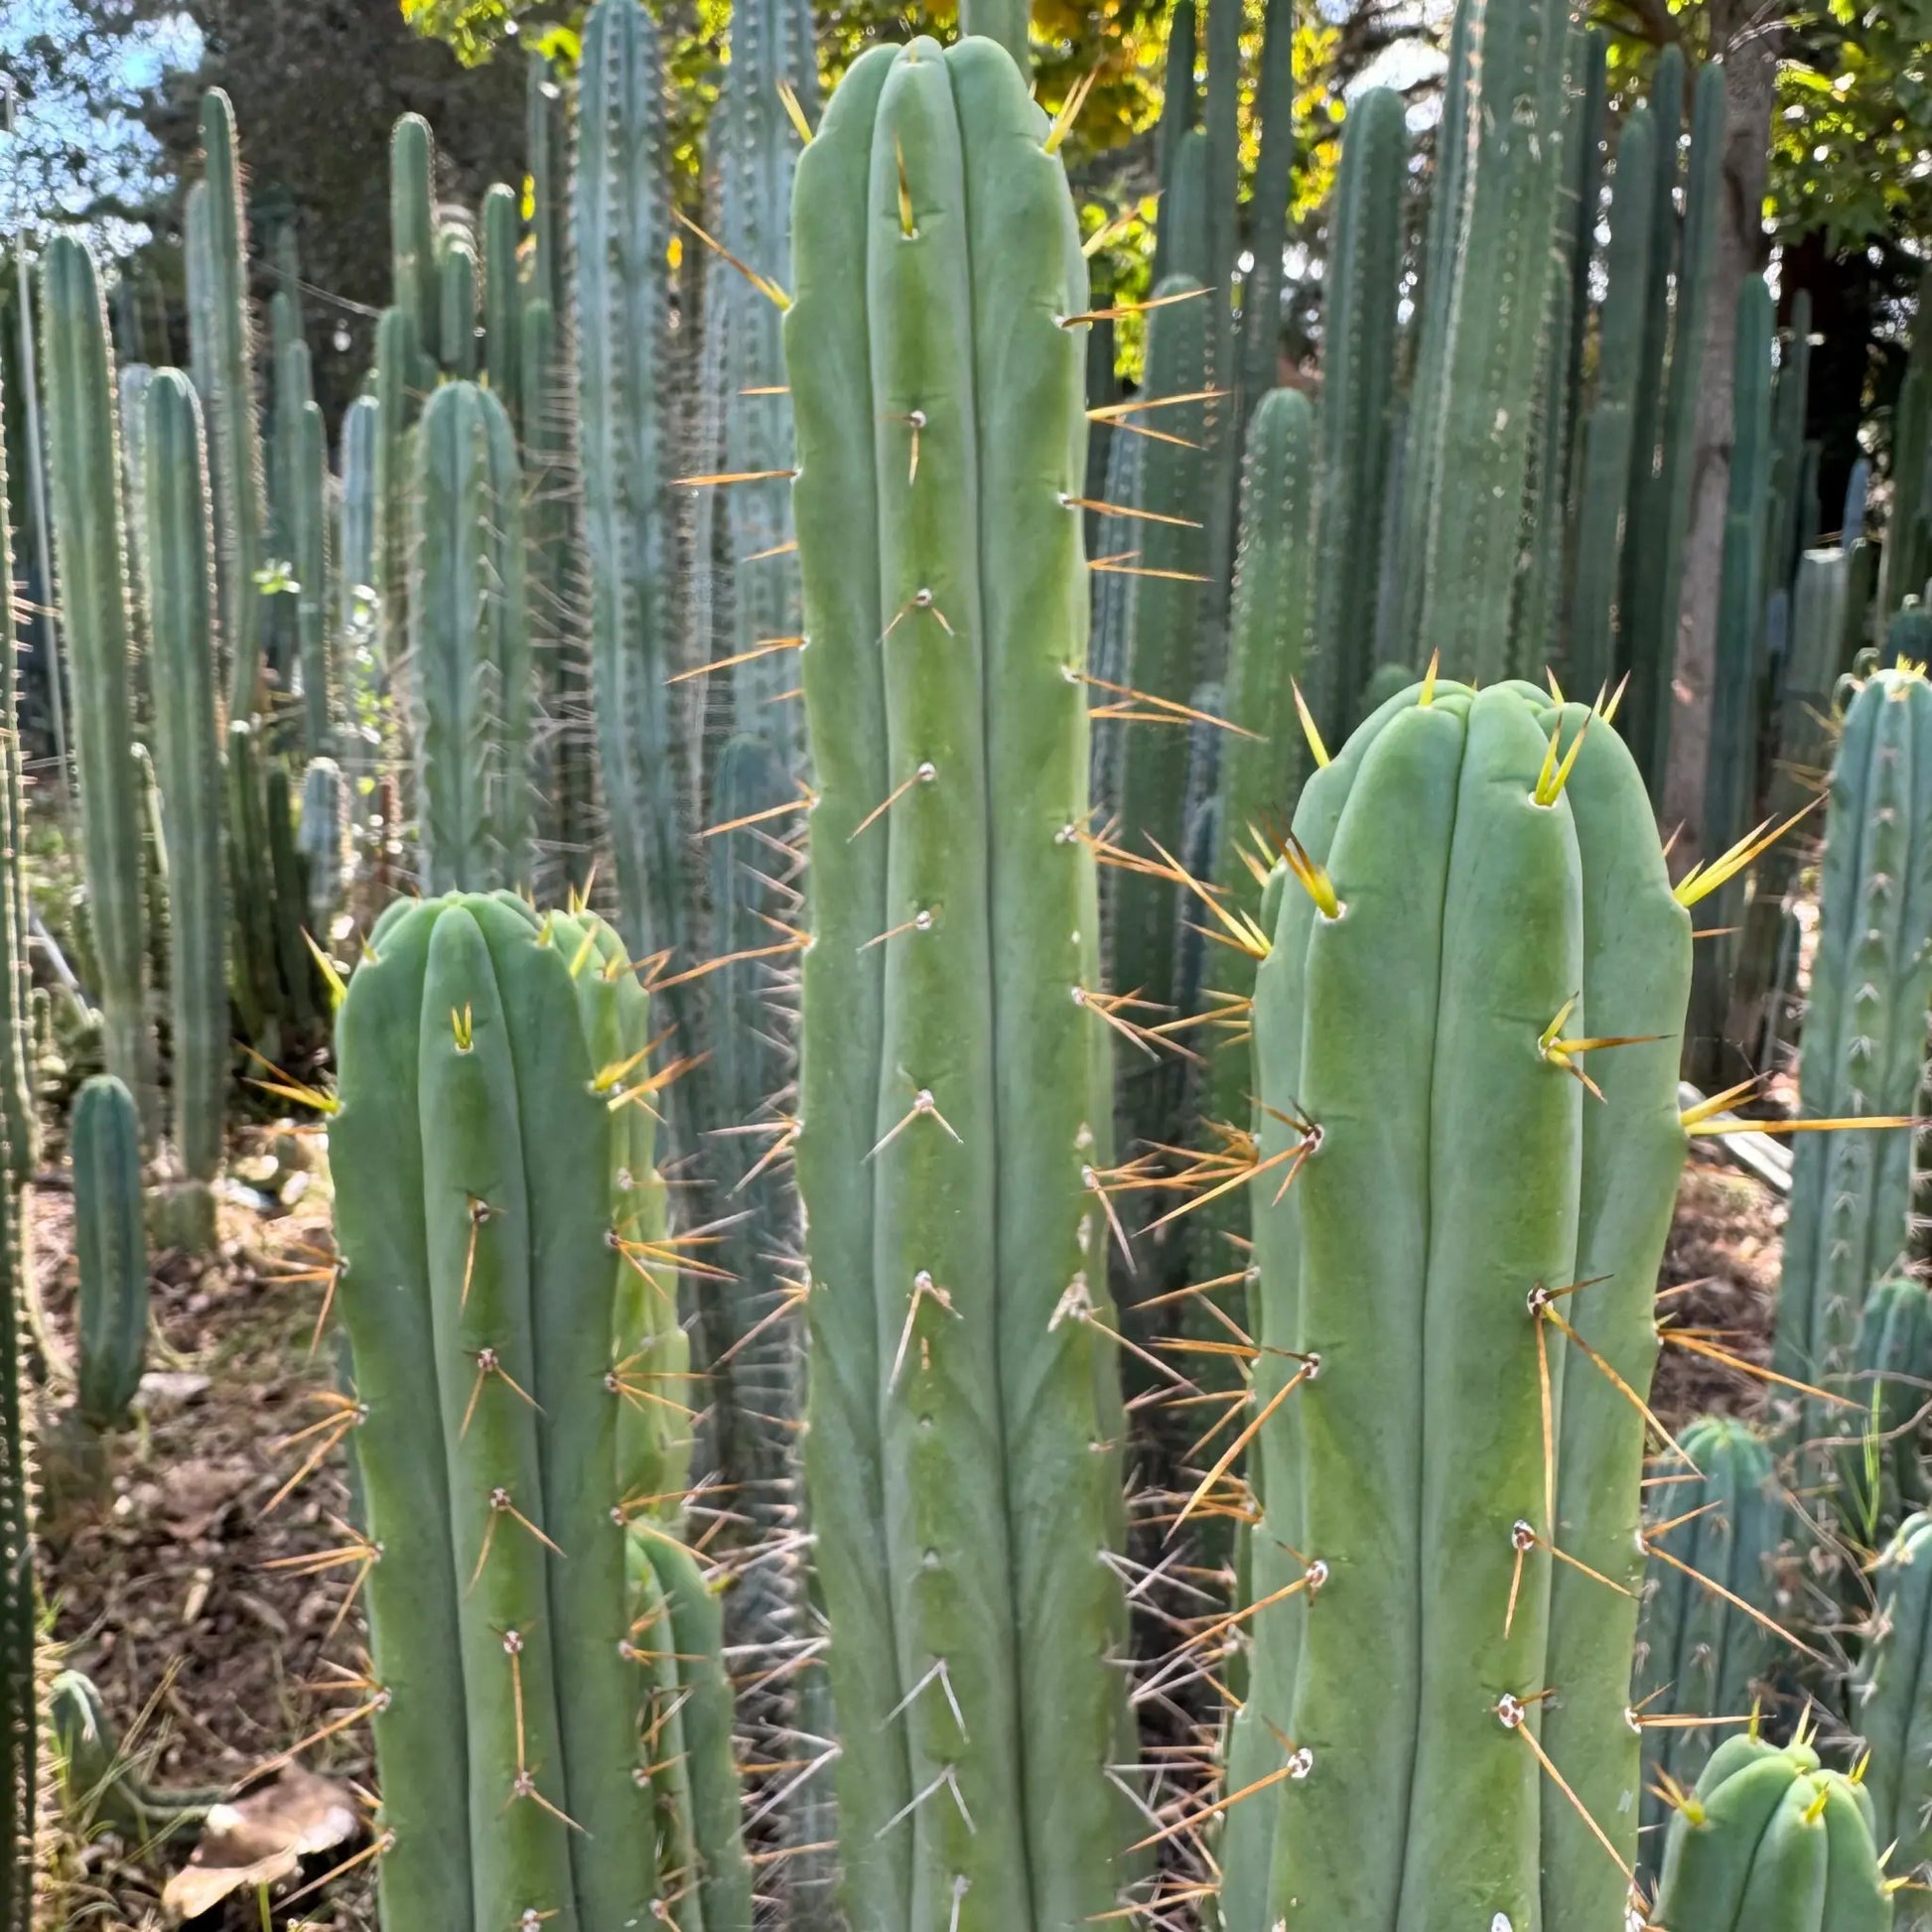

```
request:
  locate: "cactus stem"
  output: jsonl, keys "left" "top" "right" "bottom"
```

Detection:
{"left": 1508, "top": 1720, "right": 1632, "bottom": 1881}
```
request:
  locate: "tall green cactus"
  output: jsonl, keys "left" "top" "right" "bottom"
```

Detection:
{"left": 1774, "top": 665, "right": 1932, "bottom": 1458}
{"left": 1205, "top": 387, "right": 1311, "bottom": 1174}
{"left": 390, "top": 114, "right": 441, "bottom": 363}
{"left": 1309, "top": 86, "right": 1405, "bottom": 735}
{"left": 1842, "top": 1279, "right": 1932, "bottom": 1541}
{"left": 1623, "top": 62, "right": 1725, "bottom": 795}
{"left": 439, "top": 228, "right": 480, "bottom": 378}
{"left": 1633, "top": 1416, "right": 1783, "bottom": 1839}
{"left": 1687, "top": 273, "right": 1775, "bottom": 1087}
{"left": 408, "top": 381, "right": 532, "bottom": 895}
{"left": 73, "top": 1074, "right": 148, "bottom": 1428}
{"left": 526, "top": 54, "right": 566, "bottom": 318}
{"left": 1651, "top": 1732, "right": 1892, "bottom": 1931}
{"left": 958, "top": 0, "right": 1028, "bottom": 67}
{"left": 1566, "top": 105, "right": 1657, "bottom": 697}
{"left": 1881, "top": 272, "right": 1932, "bottom": 623}
{"left": 0, "top": 364, "right": 37, "bottom": 1932}
{"left": 482, "top": 184, "right": 521, "bottom": 417}
{"left": 337, "top": 392, "right": 380, "bottom": 791}
{"left": 1227, "top": 680, "right": 1692, "bottom": 1927}
{"left": 299, "top": 757, "right": 347, "bottom": 928}
{"left": 1385, "top": 0, "right": 1570, "bottom": 679}
{"left": 1111, "top": 275, "right": 1208, "bottom": 1035}
{"left": 331, "top": 893, "right": 750, "bottom": 1932}
{"left": 41, "top": 235, "right": 153, "bottom": 1125}
{"left": 572, "top": 0, "right": 703, "bottom": 1095}
{"left": 293, "top": 397, "right": 331, "bottom": 757}
{"left": 517, "top": 298, "right": 593, "bottom": 889}
{"left": 784, "top": 39, "right": 1137, "bottom": 1926}
{"left": 142, "top": 371, "right": 226, "bottom": 1253}
{"left": 373, "top": 305, "right": 429, "bottom": 689}
{"left": 1853, "top": 1512, "right": 1932, "bottom": 1896}
{"left": 198, "top": 90, "right": 270, "bottom": 723}
{"left": 1235, "top": 0, "right": 1299, "bottom": 423}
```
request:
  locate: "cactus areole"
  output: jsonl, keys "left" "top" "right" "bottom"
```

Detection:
{"left": 784, "top": 37, "right": 1138, "bottom": 1931}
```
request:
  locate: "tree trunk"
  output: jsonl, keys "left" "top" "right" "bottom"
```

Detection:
{"left": 1661, "top": 14, "right": 1781, "bottom": 855}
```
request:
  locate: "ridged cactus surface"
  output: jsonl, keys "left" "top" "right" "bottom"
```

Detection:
{"left": 41, "top": 235, "right": 153, "bottom": 1125}
{"left": 142, "top": 371, "right": 226, "bottom": 1249}
{"left": 73, "top": 1074, "right": 148, "bottom": 1430}
{"left": 331, "top": 893, "right": 749, "bottom": 1932}
{"left": 1633, "top": 1415, "right": 1782, "bottom": 1836}
{"left": 198, "top": 90, "right": 270, "bottom": 722}
{"left": 407, "top": 380, "right": 532, "bottom": 894}
{"left": 390, "top": 114, "right": 440, "bottom": 361}
{"left": 1229, "top": 679, "right": 1690, "bottom": 1930}
{"left": 1854, "top": 1513, "right": 1932, "bottom": 1904}
{"left": 1775, "top": 667, "right": 1932, "bottom": 1453}
{"left": 1651, "top": 1733, "right": 1892, "bottom": 1932}
{"left": 784, "top": 39, "right": 1136, "bottom": 1928}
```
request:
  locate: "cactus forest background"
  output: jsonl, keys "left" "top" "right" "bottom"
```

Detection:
{"left": 0, "top": 0, "right": 1925, "bottom": 1926}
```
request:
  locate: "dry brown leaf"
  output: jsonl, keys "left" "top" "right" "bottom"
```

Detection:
{"left": 161, "top": 1764, "right": 357, "bottom": 1921}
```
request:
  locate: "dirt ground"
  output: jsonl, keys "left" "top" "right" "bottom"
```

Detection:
{"left": 29, "top": 1124, "right": 1792, "bottom": 1929}
{"left": 34, "top": 1121, "right": 374, "bottom": 1931}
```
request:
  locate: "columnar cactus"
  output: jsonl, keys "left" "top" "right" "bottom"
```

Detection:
{"left": 73, "top": 1074, "right": 148, "bottom": 1429}
{"left": 373, "top": 305, "right": 429, "bottom": 687}
{"left": 1633, "top": 1416, "right": 1783, "bottom": 1836}
{"left": 0, "top": 370, "right": 36, "bottom": 1929}
{"left": 1843, "top": 1284, "right": 1932, "bottom": 1542}
{"left": 1309, "top": 86, "right": 1405, "bottom": 736}
{"left": 1235, "top": 0, "right": 1300, "bottom": 426}
{"left": 1651, "top": 1732, "right": 1892, "bottom": 1931}
{"left": 331, "top": 893, "right": 750, "bottom": 1931}
{"left": 482, "top": 184, "right": 521, "bottom": 418}
{"left": 299, "top": 757, "right": 347, "bottom": 928}
{"left": 1206, "top": 387, "right": 1312, "bottom": 1179}
{"left": 198, "top": 90, "right": 270, "bottom": 723}
{"left": 337, "top": 392, "right": 381, "bottom": 794}
{"left": 572, "top": 0, "right": 704, "bottom": 1099}
{"left": 1688, "top": 273, "right": 1775, "bottom": 1087}
{"left": 142, "top": 371, "right": 227, "bottom": 1252}
{"left": 1774, "top": 666, "right": 1932, "bottom": 1454}
{"left": 1111, "top": 275, "right": 1208, "bottom": 1042}
{"left": 41, "top": 235, "right": 154, "bottom": 1126}
{"left": 1853, "top": 1513, "right": 1932, "bottom": 1898}
{"left": 1565, "top": 104, "right": 1656, "bottom": 697}
{"left": 390, "top": 114, "right": 441, "bottom": 363}
{"left": 439, "top": 228, "right": 480, "bottom": 379}
{"left": 407, "top": 381, "right": 532, "bottom": 894}
{"left": 1385, "top": 0, "right": 1570, "bottom": 679}
{"left": 293, "top": 398, "right": 332, "bottom": 757}
{"left": 784, "top": 39, "right": 1137, "bottom": 1927}
{"left": 1622, "top": 63, "right": 1725, "bottom": 795}
{"left": 1227, "top": 680, "right": 1692, "bottom": 1929}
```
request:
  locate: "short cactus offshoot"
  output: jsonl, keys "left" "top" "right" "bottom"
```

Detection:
{"left": 784, "top": 38, "right": 1137, "bottom": 1928}
{"left": 330, "top": 894, "right": 748, "bottom": 1931}
{"left": 1229, "top": 678, "right": 1692, "bottom": 1930}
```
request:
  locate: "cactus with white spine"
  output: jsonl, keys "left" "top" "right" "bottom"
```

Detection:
{"left": 41, "top": 235, "right": 154, "bottom": 1128}
{"left": 784, "top": 39, "right": 1138, "bottom": 1926}
{"left": 142, "top": 370, "right": 226, "bottom": 1251}
{"left": 198, "top": 90, "right": 271, "bottom": 722}
{"left": 407, "top": 381, "right": 532, "bottom": 895}
{"left": 1774, "top": 665, "right": 1932, "bottom": 1460}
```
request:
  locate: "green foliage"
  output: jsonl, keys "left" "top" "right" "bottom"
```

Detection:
{"left": 784, "top": 39, "right": 1137, "bottom": 1926}
{"left": 1232, "top": 681, "right": 1691, "bottom": 1925}
{"left": 72, "top": 1074, "right": 147, "bottom": 1431}
{"left": 50, "top": 1671, "right": 220, "bottom": 1852}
